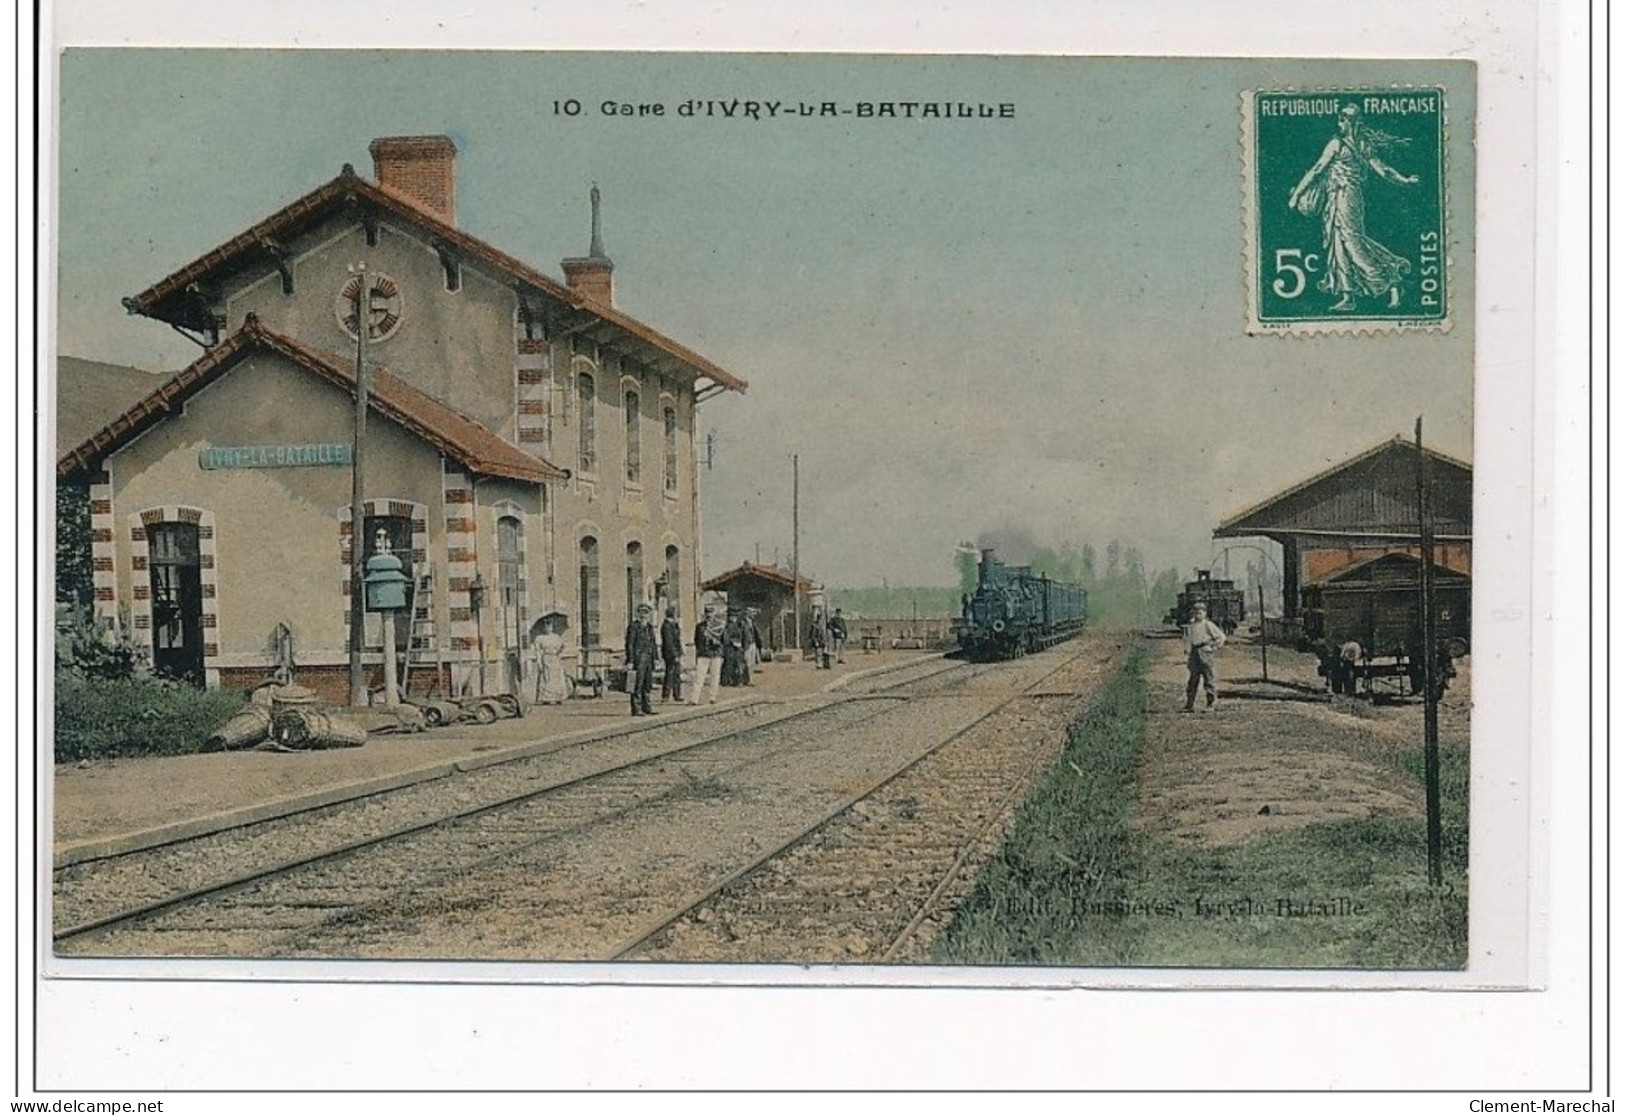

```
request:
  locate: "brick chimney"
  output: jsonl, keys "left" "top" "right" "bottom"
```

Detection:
{"left": 369, "top": 135, "right": 458, "bottom": 225}
{"left": 561, "top": 184, "right": 614, "bottom": 306}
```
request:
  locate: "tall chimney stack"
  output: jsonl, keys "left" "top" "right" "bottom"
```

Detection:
{"left": 561, "top": 184, "right": 615, "bottom": 306}
{"left": 369, "top": 136, "right": 458, "bottom": 225}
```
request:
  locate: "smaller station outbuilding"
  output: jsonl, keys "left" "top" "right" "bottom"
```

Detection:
{"left": 698, "top": 562, "right": 820, "bottom": 653}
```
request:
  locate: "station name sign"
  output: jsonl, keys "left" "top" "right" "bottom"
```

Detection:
{"left": 199, "top": 444, "right": 352, "bottom": 470}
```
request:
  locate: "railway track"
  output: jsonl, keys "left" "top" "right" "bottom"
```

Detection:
{"left": 56, "top": 641, "right": 1113, "bottom": 961}
{"left": 53, "top": 653, "right": 966, "bottom": 954}
{"left": 616, "top": 641, "right": 1124, "bottom": 963}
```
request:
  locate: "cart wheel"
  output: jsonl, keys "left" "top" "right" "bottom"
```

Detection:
{"left": 475, "top": 701, "right": 499, "bottom": 725}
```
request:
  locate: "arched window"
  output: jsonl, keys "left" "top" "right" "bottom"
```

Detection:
{"left": 624, "top": 390, "right": 641, "bottom": 484}
{"left": 578, "top": 536, "right": 601, "bottom": 649}
{"left": 577, "top": 372, "right": 596, "bottom": 473}
{"left": 625, "top": 541, "right": 644, "bottom": 621}
{"left": 664, "top": 545, "right": 680, "bottom": 610}
{"left": 663, "top": 405, "right": 678, "bottom": 493}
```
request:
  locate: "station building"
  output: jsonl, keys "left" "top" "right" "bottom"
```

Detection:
{"left": 57, "top": 136, "right": 746, "bottom": 701}
{"left": 1213, "top": 436, "right": 1472, "bottom": 619}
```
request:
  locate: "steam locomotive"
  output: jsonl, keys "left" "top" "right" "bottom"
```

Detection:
{"left": 1166, "top": 570, "right": 1248, "bottom": 634}
{"left": 954, "top": 549, "right": 1088, "bottom": 660}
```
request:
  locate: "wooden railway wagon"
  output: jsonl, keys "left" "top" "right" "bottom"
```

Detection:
{"left": 1299, "top": 552, "right": 1470, "bottom": 698}
{"left": 1169, "top": 570, "right": 1247, "bottom": 633}
{"left": 954, "top": 548, "right": 1087, "bottom": 661}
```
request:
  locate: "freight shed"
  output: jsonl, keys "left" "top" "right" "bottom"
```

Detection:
{"left": 1213, "top": 436, "right": 1471, "bottom": 622}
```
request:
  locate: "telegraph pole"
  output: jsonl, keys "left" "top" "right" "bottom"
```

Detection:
{"left": 1415, "top": 417, "right": 1443, "bottom": 885}
{"left": 348, "top": 265, "right": 372, "bottom": 707}
{"left": 791, "top": 454, "right": 801, "bottom": 652}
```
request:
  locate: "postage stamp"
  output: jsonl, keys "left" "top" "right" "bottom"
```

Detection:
{"left": 1243, "top": 87, "right": 1448, "bottom": 334}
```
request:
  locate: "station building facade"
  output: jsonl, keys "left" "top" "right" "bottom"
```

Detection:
{"left": 58, "top": 136, "right": 746, "bottom": 701}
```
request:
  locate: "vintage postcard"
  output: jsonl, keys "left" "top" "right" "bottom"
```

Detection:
{"left": 30, "top": 9, "right": 1570, "bottom": 1091}
{"left": 49, "top": 47, "right": 1495, "bottom": 973}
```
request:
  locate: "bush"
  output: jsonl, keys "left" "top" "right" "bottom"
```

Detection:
{"left": 54, "top": 608, "right": 244, "bottom": 761}
{"left": 54, "top": 672, "right": 246, "bottom": 761}
{"left": 55, "top": 605, "right": 141, "bottom": 682}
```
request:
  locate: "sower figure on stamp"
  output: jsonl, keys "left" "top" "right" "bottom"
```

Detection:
{"left": 624, "top": 602, "right": 658, "bottom": 716}
{"left": 659, "top": 605, "right": 684, "bottom": 703}
{"left": 1183, "top": 601, "right": 1226, "bottom": 712}
{"left": 1287, "top": 103, "right": 1419, "bottom": 312}
{"left": 690, "top": 604, "right": 725, "bottom": 705}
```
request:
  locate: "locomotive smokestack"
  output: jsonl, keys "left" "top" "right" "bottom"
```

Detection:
{"left": 978, "top": 548, "right": 997, "bottom": 588}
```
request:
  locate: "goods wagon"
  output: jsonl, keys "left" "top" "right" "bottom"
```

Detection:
{"left": 1299, "top": 552, "right": 1470, "bottom": 698}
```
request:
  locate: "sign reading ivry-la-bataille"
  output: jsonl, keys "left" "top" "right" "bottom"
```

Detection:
{"left": 198, "top": 444, "right": 353, "bottom": 470}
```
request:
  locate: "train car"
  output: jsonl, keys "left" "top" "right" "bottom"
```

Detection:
{"left": 1299, "top": 552, "right": 1470, "bottom": 698}
{"left": 954, "top": 549, "right": 1088, "bottom": 660}
{"left": 1166, "top": 570, "right": 1247, "bottom": 634}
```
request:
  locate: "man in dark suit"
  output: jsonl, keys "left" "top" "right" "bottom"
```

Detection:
{"left": 624, "top": 602, "right": 658, "bottom": 715}
{"left": 659, "top": 605, "right": 685, "bottom": 702}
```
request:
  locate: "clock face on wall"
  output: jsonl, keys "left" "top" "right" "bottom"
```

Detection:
{"left": 336, "top": 272, "right": 404, "bottom": 342}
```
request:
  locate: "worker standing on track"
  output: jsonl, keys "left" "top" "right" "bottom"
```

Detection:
{"left": 1182, "top": 601, "right": 1226, "bottom": 712}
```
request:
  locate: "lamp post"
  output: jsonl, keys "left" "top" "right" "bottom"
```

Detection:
{"left": 791, "top": 454, "right": 800, "bottom": 654}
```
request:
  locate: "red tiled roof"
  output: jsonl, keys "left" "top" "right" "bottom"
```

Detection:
{"left": 700, "top": 562, "right": 816, "bottom": 593}
{"left": 58, "top": 315, "right": 567, "bottom": 484}
{"left": 125, "top": 168, "right": 747, "bottom": 394}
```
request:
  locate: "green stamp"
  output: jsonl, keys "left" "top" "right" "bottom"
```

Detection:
{"left": 1244, "top": 88, "right": 1448, "bottom": 334}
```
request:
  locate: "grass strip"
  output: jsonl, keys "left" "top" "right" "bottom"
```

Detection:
{"left": 933, "top": 648, "right": 1467, "bottom": 969}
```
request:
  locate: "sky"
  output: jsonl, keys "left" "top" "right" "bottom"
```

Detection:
{"left": 53, "top": 50, "right": 1476, "bottom": 589}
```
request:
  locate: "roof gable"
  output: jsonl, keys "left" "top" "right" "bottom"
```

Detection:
{"left": 700, "top": 562, "right": 816, "bottom": 593}
{"left": 1320, "top": 551, "right": 1472, "bottom": 586}
{"left": 125, "top": 167, "right": 746, "bottom": 395}
{"left": 1215, "top": 437, "right": 1472, "bottom": 540}
{"left": 58, "top": 316, "right": 566, "bottom": 484}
